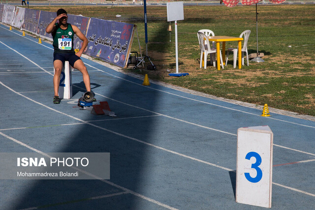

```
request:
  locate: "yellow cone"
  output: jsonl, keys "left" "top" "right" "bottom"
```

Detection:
{"left": 38, "top": 38, "right": 42, "bottom": 44}
{"left": 22, "top": 31, "right": 25, "bottom": 36}
{"left": 261, "top": 104, "right": 270, "bottom": 117}
{"left": 142, "top": 74, "right": 150, "bottom": 86}
{"left": 10, "top": 26, "right": 12, "bottom": 30}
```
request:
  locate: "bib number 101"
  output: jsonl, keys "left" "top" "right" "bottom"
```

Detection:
{"left": 245, "top": 152, "right": 262, "bottom": 183}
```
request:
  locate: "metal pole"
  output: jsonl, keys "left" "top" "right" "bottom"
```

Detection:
{"left": 144, "top": 0, "right": 148, "bottom": 56}
{"left": 252, "top": 4, "right": 264, "bottom": 63}
{"left": 256, "top": 4, "right": 258, "bottom": 56}
{"left": 175, "top": 20, "right": 179, "bottom": 74}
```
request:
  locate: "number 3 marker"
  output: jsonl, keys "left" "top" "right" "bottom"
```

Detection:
{"left": 245, "top": 152, "right": 262, "bottom": 183}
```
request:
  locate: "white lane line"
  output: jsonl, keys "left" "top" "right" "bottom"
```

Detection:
{"left": 18, "top": 90, "right": 51, "bottom": 93}
{"left": 0, "top": 115, "right": 161, "bottom": 131}
{"left": 0, "top": 41, "right": 53, "bottom": 75}
{"left": 297, "top": 159, "right": 315, "bottom": 164}
{"left": 87, "top": 90, "right": 315, "bottom": 157}
{"left": 90, "top": 192, "right": 128, "bottom": 199}
{"left": 0, "top": 70, "right": 97, "bottom": 74}
{"left": 94, "top": 91, "right": 237, "bottom": 136}
{"left": 0, "top": 131, "right": 178, "bottom": 210}
{"left": 0, "top": 25, "right": 53, "bottom": 50}
{"left": 273, "top": 182, "right": 315, "bottom": 197}
{"left": 274, "top": 159, "right": 315, "bottom": 167}
{"left": 274, "top": 144, "right": 315, "bottom": 157}
{"left": 0, "top": 40, "right": 314, "bottom": 157}
{"left": 0, "top": 72, "right": 50, "bottom": 74}
{"left": 0, "top": 37, "right": 238, "bottom": 138}
{"left": 0, "top": 132, "right": 49, "bottom": 157}
{"left": 2, "top": 25, "right": 314, "bottom": 129}
{"left": 1, "top": 82, "right": 315, "bottom": 198}
{"left": 0, "top": 81, "right": 232, "bottom": 172}
{"left": 0, "top": 64, "right": 24, "bottom": 66}
{"left": 0, "top": 67, "right": 54, "bottom": 69}
{"left": 87, "top": 61, "right": 315, "bottom": 130}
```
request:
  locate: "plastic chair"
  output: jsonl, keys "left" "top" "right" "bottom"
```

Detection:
{"left": 197, "top": 29, "right": 217, "bottom": 51}
{"left": 197, "top": 29, "right": 216, "bottom": 64}
{"left": 198, "top": 32, "right": 224, "bottom": 69}
{"left": 225, "top": 30, "right": 251, "bottom": 68}
{"left": 197, "top": 29, "right": 215, "bottom": 47}
{"left": 197, "top": 29, "right": 214, "bottom": 37}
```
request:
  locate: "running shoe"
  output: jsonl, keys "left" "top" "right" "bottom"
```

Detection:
{"left": 53, "top": 96, "right": 61, "bottom": 104}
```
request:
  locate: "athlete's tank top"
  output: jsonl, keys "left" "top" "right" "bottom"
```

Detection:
{"left": 52, "top": 23, "right": 74, "bottom": 54}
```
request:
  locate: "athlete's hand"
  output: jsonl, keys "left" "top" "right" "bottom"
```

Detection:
{"left": 75, "top": 51, "right": 83, "bottom": 58}
{"left": 55, "top": 14, "right": 67, "bottom": 21}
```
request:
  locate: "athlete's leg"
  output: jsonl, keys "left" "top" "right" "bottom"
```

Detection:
{"left": 53, "top": 60, "right": 63, "bottom": 96}
{"left": 73, "top": 59, "right": 91, "bottom": 92}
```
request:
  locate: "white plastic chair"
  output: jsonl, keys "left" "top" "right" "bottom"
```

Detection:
{"left": 225, "top": 30, "right": 251, "bottom": 68}
{"left": 198, "top": 32, "right": 224, "bottom": 69}
{"left": 197, "top": 29, "right": 216, "bottom": 65}
{"left": 197, "top": 29, "right": 215, "bottom": 48}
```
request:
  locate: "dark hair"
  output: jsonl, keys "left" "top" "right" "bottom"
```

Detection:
{"left": 57, "top": 9, "right": 67, "bottom": 16}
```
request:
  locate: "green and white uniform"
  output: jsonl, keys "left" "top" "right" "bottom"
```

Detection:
{"left": 52, "top": 23, "right": 75, "bottom": 54}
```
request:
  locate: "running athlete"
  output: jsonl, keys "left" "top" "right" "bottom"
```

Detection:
{"left": 46, "top": 8, "right": 92, "bottom": 104}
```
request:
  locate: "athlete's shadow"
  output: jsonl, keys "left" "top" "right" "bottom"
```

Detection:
{"left": 13, "top": 72, "right": 161, "bottom": 210}
{"left": 72, "top": 81, "right": 101, "bottom": 96}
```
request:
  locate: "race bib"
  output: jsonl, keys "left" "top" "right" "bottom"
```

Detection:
{"left": 58, "top": 38, "right": 72, "bottom": 50}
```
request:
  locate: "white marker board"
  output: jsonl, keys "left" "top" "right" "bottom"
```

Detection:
{"left": 167, "top": 2, "right": 184, "bottom": 22}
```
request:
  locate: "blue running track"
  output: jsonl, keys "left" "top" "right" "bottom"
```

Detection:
{"left": 0, "top": 24, "right": 315, "bottom": 210}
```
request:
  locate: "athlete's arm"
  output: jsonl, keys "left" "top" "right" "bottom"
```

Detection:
{"left": 72, "top": 25, "right": 88, "bottom": 57}
{"left": 45, "top": 14, "right": 67, "bottom": 33}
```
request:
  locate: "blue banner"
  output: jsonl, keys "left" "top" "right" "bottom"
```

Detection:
{"left": 0, "top": 4, "right": 4, "bottom": 22}
{"left": 67, "top": 14, "right": 89, "bottom": 51}
{"left": 37, "top": 10, "right": 55, "bottom": 39}
{"left": 85, "top": 18, "right": 134, "bottom": 68}
{"left": 36, "top": 12, "right": 90, "bottom": 48}
{"left": 22, "top": 9, "right": 40, "bottom": 34}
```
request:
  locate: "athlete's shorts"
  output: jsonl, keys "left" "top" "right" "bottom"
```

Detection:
{"left": 53, "top": 52, "right": 80, "bottom": 67}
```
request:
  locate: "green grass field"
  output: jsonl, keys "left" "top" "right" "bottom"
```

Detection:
{"left": 31, "top": 4, "right": 315, "bottom": 116}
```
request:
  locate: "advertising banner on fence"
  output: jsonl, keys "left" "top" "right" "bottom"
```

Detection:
{"left": 2, "top": 4, "right": 15, "bottom": 25}
{"left": 67, "top": 14, "right": 90, "bottom": 51}
{"left": 37, "top": 10, "right": 56, "bottom": 39}
{"left": 85, "top": 18, "right": 135, "bottom": 68}
{"left": 12, "top": 7, "right": 25, "bottom": 29}
{"left": 22, "top": 8, "right": 40, "bottom": 34}
{"left": 0, "top": 4, "right": 4, "bottom": 22}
